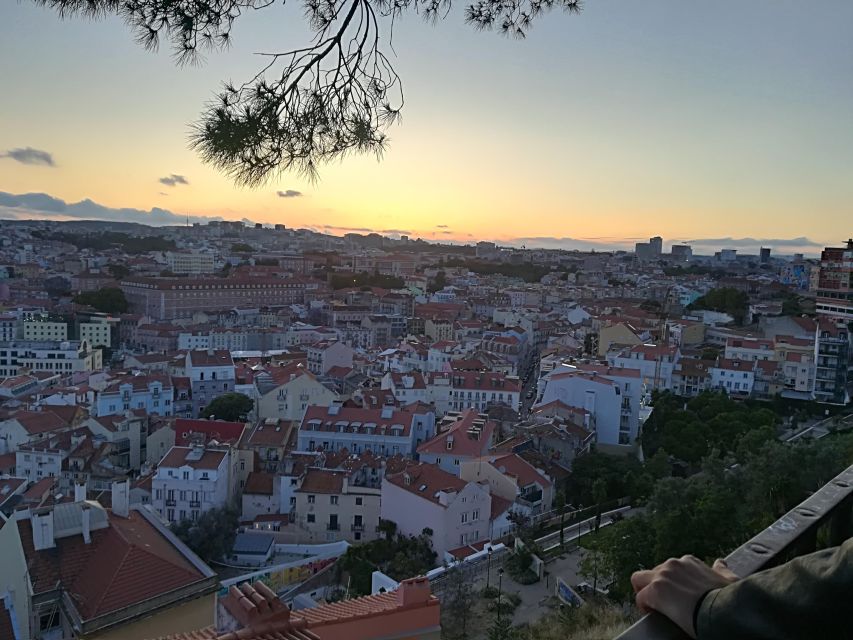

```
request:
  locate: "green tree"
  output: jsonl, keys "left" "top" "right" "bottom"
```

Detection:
{"left": 592, "top": 478, "right": 607, "bottom": 534}
{"left": 200, "top": 392, "right": 254, "bottom": 421}
{"left": 171, "top": 505, "right": 239, "bottom": 563}
{"left": 555, "top": 490, "right": 567, "bottom": 548}
{"left": 688, "top": 287, "right": 750, "bottom": 325}
{"left": 73, "top": 287, "right": 129, "bottom": 313}
{"left": 377, "top": 518, "right": 398, "bottom": 541}
{"left": 38, "top": 0, "right": 584, "bottom": 183}
{"left": 429, "top": 270, "right": 448, "bottom": 293}
{"left": 441, "top": 567, "right": 474, "bottom": 640}
{"left": 106, "top": 263, "right": 130, "bottom": 279}
{"left": 231, "top": 242, "right": 255, "bottom": 253}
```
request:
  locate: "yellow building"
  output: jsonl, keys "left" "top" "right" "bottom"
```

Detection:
{"left": 598, "top": 322, "right": 642, "bottom": 357}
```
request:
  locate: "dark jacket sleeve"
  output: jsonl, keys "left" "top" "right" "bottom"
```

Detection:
{"left": 696, "top": 537, "right": 853, "bottom": 640}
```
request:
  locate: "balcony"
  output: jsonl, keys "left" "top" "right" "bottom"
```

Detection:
{"left": 327, "top": 523, "right": 341, "bottom": 531}
{"left": 351, "top": 523, "right": 364, "bottom": 532}
{"left": 165, "top": 498, "right": 176, "bottom": 507}
{"left": 189, "top": 500, "right": 201, "bottom": 508}
{"left": 614, "top": 462, "right": 853, "bottom": 639}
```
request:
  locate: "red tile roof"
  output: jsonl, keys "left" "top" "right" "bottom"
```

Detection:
{"left": 159, "top": 577, "right": 438, "bottom": 640}
{"left": 6, "top": 410, "right": 69, "bottom": 435}
{"left": 417, "top": 410, "right": 494, "bottom": 459}
{"left": 174, "top": 419, "right": 247, "bottom": 446}
{"left": 384, "top": 463, "right": 469, "bottom": 506}
{"left": 297, "top": 469, "right": 346, "bottom": 495}
{"left": 489, "top": 453, "right": 552, "bottom": 489}
{"left": 245, "top": 420, "right": 293, "bottom": 447}
{"left": 300, "top": 405, "right": 414, "bottom": 436}
{"left": 244, "top": 472, "right": 275, "bottom": 496}
{"left": 159, "top": 446, "right": 228, "bottom": 470}
{"left": 187, "top": 349, "right": 234, "bottom": 367}
{"left": 17, "top": 509, "right": 209, "bottom": 621}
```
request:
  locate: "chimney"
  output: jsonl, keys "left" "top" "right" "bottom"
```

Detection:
{"left": 82, "top": 504, "right": 92, "bottom": 544}
{"left": 397, "top": 577, "right": 432, "bottom": 607}
{"left": 31, "top": 509, "right": 55, "bottom": 551}
{"left": 74, "top": 482, "right": 87, "bottom": 503}
{"left": 112, "top": 478, "right": 130, "bottom": 518}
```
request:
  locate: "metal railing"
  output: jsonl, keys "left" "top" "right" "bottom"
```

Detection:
{"left": 614, "top": 463, "right": 853, "bottom": 639}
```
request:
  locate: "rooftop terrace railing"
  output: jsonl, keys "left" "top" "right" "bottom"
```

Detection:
{"left": 614, "top": 462, "right": 853, "bottom": 640}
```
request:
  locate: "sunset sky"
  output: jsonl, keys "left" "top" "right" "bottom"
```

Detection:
{"left": 1, "top": 0, "right": 851, "bottom": 254}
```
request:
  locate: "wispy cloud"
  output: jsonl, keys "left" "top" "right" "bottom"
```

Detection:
{"left": 1, "top": 147, "right": 56, "bottom": 167}
{"left": 320, "top": 224, "right": 373, "bottom": 233}
{"left": 277, "top": 189, "right": 303, "bottom": 198}
{"left": 381, "top": 229, "right": 411, "bottom": 235}
{"left": 508, "top": 236, "right": 631, "bottom": 251}
{"left": 0, "top": 191, "right": 220, "bottom": 225}
{"left": 158, "top": 174, "right": 189, "bottom": 187}
{"left": 686, "top": 236, "right": 822, "bottom": 249}
{"left": 436, "top": 224, "right": 449, "bottom": 229}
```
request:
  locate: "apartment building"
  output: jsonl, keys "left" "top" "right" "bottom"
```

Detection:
{"left": 0, "top": 314, "right": 17, "bottom": 341}
{"left": 306, "top": 340, "right": 354, "bottom": 375}
{"left": 709, "top": 359, "right": 756, "bottom": 397}
{"left": 417, "top": 410, "right": 495, "bottom": 476}
{"left": 815, "top": 239, "right": 853, "bottom": 321}
{"left": 0, "top": 339, "right": 102, "bottom": 378}
{"left": 297, "top": 404, "right": 435, "bottom": 457}
{"left": 427, "top": 370, "right": 521, "bottom": 415}
{"left": 95, "top": 372, "right": 174, "bottom": 417}
{"left": 607, "top": 343, "right": 680, "bottom": 391}
{"left": 292, "top": 468, "right": 382, "bottom": 543}
{"left": 121, "top": 276, "right": 308, "bottom": 320}
{"left": 186, "top": 349, "right": 236, "bottom": 416}
{"left": 1, "top": 497, "right": 217, "bottom": 640}
{"left": 79, "top": 320, "right": 112, "bottom": 347}
{"left": 166, "top": 251, "right": 216, "bottom": 274}
{"left": 724, "top": 337, "right": 775, "bottom": 362}
{"left": 381, "top": 463, "right": 492, "bottom": 558}
{"left": 538, "top": 364, "right": 642, "bottom": 447}
{"left": 460, "top": 452, "right": 554, "bottom": 517}
{"left": 257, "top": 362, "right": 341, "bottom": 422}
{"left": 152, "top": 445, "right": 231, "bottom": 524}
{"left": 22, "top": 320, "right": 68, "bottom": 341}
{"left": 814, "top": 318, "right": 851, "bottom": 405}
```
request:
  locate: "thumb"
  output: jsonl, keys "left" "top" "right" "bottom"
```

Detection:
{"left": 712, "top": 558, "right": 739, "bottom": 582}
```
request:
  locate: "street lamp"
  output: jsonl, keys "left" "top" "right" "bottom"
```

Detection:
{"left": 485, "top": 547, "right": 493, "bottom": 591}
{"left": 496, "top": 568, "right": 504, "bottom": 627}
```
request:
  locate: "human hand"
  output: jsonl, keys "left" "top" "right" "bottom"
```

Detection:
{"left": 631, "top": 556, "right": 739, "bottom": 638}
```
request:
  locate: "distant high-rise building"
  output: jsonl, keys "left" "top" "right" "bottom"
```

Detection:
{"left": 815, "top": 239, "right": 853, "bottom": 322}
{"left": 760, "top": 247, "right": 771, "bottom": 263}
{"left": 671, "top": 244, "right": 693, "bottom": 261}
{"left": 475, "top": 241, "right": 497, "bottom": 258}
{"left": 636, "top": 236, "right": 663, "bottom": 261}
{"left": 720, "top": 249, "right": 738, "bottom": 262}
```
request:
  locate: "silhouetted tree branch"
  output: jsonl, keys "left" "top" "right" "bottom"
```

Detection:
{"left": 34, "top": 0, "right": 583, "bottom": 183}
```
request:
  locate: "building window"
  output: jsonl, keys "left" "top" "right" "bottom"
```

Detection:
{"left": 308, "top": 495, "right": 316, "bottom": 504}
{"left": 307, "top": 514, "right": 315, "bottom": 523}
{"left": 461, "top": 512, "right": 468, "bottom": 523}
{"left": 472, "top": 509, "right": 480, "bottom": 521}
{"left": 355, "top": 497, "right": 363, "bottom": 506}
{"left": 330, "top": 496, "right": 339, "bottom": 505}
